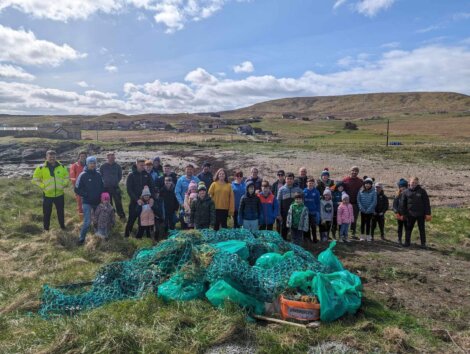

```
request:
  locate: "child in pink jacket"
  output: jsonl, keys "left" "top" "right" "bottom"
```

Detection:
{"left": 337, "top": 192, "right": 354, "bottom": 243}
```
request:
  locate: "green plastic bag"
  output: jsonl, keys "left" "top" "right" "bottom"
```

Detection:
{"left": 254, "top": 251, "right": 295, "bottom": 269}
{"left": 157, "top": 274, "right": 206, "bottom": 302}
{"left": 317, "top": 241, "right": 344, "bottom": 272}
{"left": 213, "top": 240, "right": 249, "bottom": 260}
{"left": 206, "top": 280, "right": 265, "bottom": 315}
{"left": 312, "top": 270, "right": 362, "bottom": 322}
{"left": 288, "top": 270, "right": 316, "bottom": 292}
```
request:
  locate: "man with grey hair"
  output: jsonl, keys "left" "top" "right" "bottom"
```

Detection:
{"left": 100, "top": 152, "right": 125, "bottom": 219}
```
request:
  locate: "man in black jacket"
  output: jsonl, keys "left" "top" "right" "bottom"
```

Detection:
{"left": 197, "top": 162, "right": 213, "bottom": 190}
{"left": 371, "top": 183, "right": 389, "bottom": 240}
{"left": 160, "top": 176, "right": 179, "bottom": 231}
{"left": 400, "top": 177, "right": 431, "bottom": 248}
{"left": 75, "top": 156, "right": 104, "bottom": 245}
{"left": 100, "top": 152, "right": 125, "bottom": 219}
{"left": 125, "top": 158, "right": 155, "bottom": 237}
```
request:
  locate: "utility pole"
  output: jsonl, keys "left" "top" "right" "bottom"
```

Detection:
{"left": 386, "top": 119, "right": 389, "bottom": 147}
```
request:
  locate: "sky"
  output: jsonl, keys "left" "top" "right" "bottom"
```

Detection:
{"left": 0, "top": 0, "right": 469, "bottom": 115}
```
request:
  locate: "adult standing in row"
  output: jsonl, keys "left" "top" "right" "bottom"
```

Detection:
{"left": 247, "top": 167, "right": 262, "bottom": 193}
{"left": 125, "top": 158, "right": 155, "bottom": 237}
{"left": 271, "top": 170, "right": 286, "bottom": 233}
{"left": 152, "top": 156, "right": 163, "bottom": 177}
{"left": 208, "top": 168, "right": 234, "bottom": 230}
{"left": 100, "top": 152, "right": 125, "bottom": 220}
{"left": 231, "top": 170, "right": 246, "bottom": 228}
{"left": 32, "top": 150, "right": 69, "bottom": 231}
{"left": 69, "top": 151, "right": 87, "bottom": 221}
{"left": 75, "top": 156, "right": 104, "bottom": 245}
{"left": 342, "top": 166, "right": 363, "bottom": 238}
{"left": 277, "top": 172, "right": 302, "bottom": 240}
{"left": 401, "top": 177, "right": 431, "bottom": 249}
{"left": 197, "top": 162, "right": 213, "bottom": 190}
{"left": 295, "top": 167, "right": 308, "bottom": 190}
{"left": 175, "top": 164, "right": 200, "bottom": 229}
{"left": 160, "top": 175, "right": 179, "bottom": 231}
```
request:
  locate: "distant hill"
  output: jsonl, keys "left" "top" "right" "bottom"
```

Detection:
{"left": 220, "top": 92, "right": 470, "bottom": 119}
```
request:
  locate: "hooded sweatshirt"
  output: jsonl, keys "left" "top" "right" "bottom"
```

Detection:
{"left": 75, "top": 166, "right": 104, "bottom": 206}
{"left": 238, "top": 181, "right": 262, "bottom": 224}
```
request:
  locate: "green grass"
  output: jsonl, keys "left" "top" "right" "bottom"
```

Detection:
{"left": 0, "top": 178, "right": 468, "bottom": 353}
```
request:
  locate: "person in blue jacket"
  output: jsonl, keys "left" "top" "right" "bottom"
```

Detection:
{"left": 303, "top": 178, "right": 321, "bottom": 243}
{"left": 231, "top": 170, "right": 246, "bottom": 228}
{"left": 75, "top": 156, "right": 104, "bottom": 245}
{"left": 174, "top": 164, "right": 200, "bottom": 228}
{"left": 258, "top": 180, "right": 279, "bottom": 230}
{"left": 358, "top": 177, "right": 377, "bottom": 242}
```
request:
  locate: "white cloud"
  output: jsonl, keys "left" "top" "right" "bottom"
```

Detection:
{"left": 105, "top": 64, "right": 118, "bottom": 73}
{"left": 416, "top": 24, "right": 442, "bottom": 34}
{"left": 0, "top": 25, "right": 86, "bottom": 66}
{"left": 333, "top": 0, "right": 395, "bottom": 17}
{"left": 452, "top": 12, "right": 470, "bottom": 21}
{"left": 356, "top": 0, "right": 395, "bottom": 17}
{"left": 1, "top": 44, "right": 469, "bottom": 114}
{"left": 233, "top": 60, "right": 254, "bottom": 73}
{"left": 77, "top": 81, "right": 89, "bottom": 87}
{"left": 0, "top": 0, "right": 123, "bottom": 21}
{"left": 381, "top": 41, "right": 400, "bottom": 48}
{"left": 0, "top": 64, "right": 35, "bottom": 80}
{"left": 0, "top": 0, "right": 248, "bottom": 33}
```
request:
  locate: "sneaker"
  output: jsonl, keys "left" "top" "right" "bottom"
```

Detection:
{"left": 420, "top": 244, "right": 428, "bottom": 250}
{"left": 360, "top": 234, "right": 366, "bottom": 241}
{"left": 338, "top": 238, "right": 344, "bottom": 243}
{"left": 77, "top": 239, "right": 85, "bottom": 246}
{"left": 344, "top": 238, "right": 351, "bottom": 243}
{"left": 380, "top": 235, "right": 385, "bottom": 240}
{"left": 366, "top": 235, "right": 372, "bottom": 242}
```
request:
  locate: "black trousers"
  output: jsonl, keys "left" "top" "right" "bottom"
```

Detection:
{"left": 360, "top": 213, "right": 373, "bottom": 235}
{"left": 280, "top": 213, "right": 289, "bottom": 240}
{"left": 104, "top": 186, "right": 125, "bottom": 218}
{"left": 331, "top": 212, "right": 338, "bottom": 237}
{"left": 350, "top": 203, "right": 359, "bottom": 236}
{"left": 405, "top": 215, "right": 426, "bottom": 246}
{"left": 233, "top": 211, "right": 240, "bottom": 228}
{"left": 259, "top": 224, "right": 273, "bottom": 231}
{"left": 125, "top": 201, "right": 138, "bottom": 237}
{"left": 304, "top": 214, "right": 318, "bottom": 242}
{"left": 214, "top": 209, "right": 228, "bottom": 231}
{"left": 371, "top": 214, "right": 385, "bottom": 238}
{"left": 397, "top": 219, "right": 407, "bottom": 243}
{"left": 319, "top": 221, "right": 332, "bottom": 241}
{"left": 43, "top": 195, "right": 65, "bottom": 230}
{"left": 137, "top": 225, "right": 153, "bottom": 239}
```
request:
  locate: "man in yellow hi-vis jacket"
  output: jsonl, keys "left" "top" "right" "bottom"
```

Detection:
{"left": 32, "top": 150, "right": 69, "bottom": 231}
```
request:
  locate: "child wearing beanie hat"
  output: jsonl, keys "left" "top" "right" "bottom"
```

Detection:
{"left": 319, "top": 188, "right": 334, "bottom": 242}
{"left": 136, "top": 185, "right": 155, "bottom": 239}
{"left": 358, "top": 176, "right": 377, "bottom": 242}
{"left": 392, "top": 179, "right": 408, "bottom": 245}
{"left": 337, "top": 192, "right": 353, "bottom": 242}
{"left": 183, "top": 181, "right": 199, "bottom": 228}
{"left": 93, "top": 192, "right": 115, "bottom": 239}
{"left": 317, "top": 168, "right": 335, "bottom": 196}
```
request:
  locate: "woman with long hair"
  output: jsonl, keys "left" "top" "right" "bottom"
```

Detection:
{"left": 208, "top": 168, "right": 235, "bottom": 230}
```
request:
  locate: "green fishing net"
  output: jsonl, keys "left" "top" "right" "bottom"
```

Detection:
{"left": 39, "top": 229, "right": 361, "bottom": 321}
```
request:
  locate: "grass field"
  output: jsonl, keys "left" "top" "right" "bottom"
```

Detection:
{"left": 0, "top": 178, "right": 469, "bottom": 353}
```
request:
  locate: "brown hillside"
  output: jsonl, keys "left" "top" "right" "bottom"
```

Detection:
{"left": 221, "top": 92, "right": 470, "bottom": 119}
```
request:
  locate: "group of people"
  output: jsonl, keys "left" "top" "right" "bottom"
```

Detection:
{"left": 32, "top": 150, "right": 432, "bottom": 248}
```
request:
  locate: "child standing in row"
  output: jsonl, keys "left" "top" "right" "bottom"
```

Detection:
{"left": 358, "top": 177, "right": 377, "bottom": 242}
{"left": 238, "top": 181, "right": 261, "bottom": 231}
{"left": 371, "top": 183, "right": 389, "bottom": 240}
{"left": 303, "top": 178, "right": 320, "bottom": 243}
{"left": 136, "top": 186, "right": 155, "bottom": 239}
{"left": 183, "top": 181, "right": 198, "bottom": 229}
{"left": 393, "top": 178, "right": 408, "bottom": 246}
{"left": 320, "top": 188, "right": 334, "bottom": 242}
{"left": 191, "top": 184, "right": 216, "bottom": 229}
{"left": 93, "top": 192, "right": 116, "bottom": 239}
{"left": 331, "top": 181, "right": 345, "bottom": 239}
{"left": 337, "top": 192, "right": 353, "bottom": 243}
{"left": 286, "top": 193, "right": 309, "bottom": 245}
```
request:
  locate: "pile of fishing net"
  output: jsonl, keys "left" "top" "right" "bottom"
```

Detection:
{"left": 39, "top": 229, "right": 362, "bottom": 322}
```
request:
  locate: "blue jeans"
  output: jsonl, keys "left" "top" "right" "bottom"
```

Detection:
{"left": 340, "top": 223, "right": 350, "bottom": 239}
{"left": 80, "top": 203, "right": 96, "bottom": 242}
{"left": 291, "top": 228, "right": 303, "bottom": 245}
{"left": 243, "top": 219, "right": 258, "bottom": 232}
